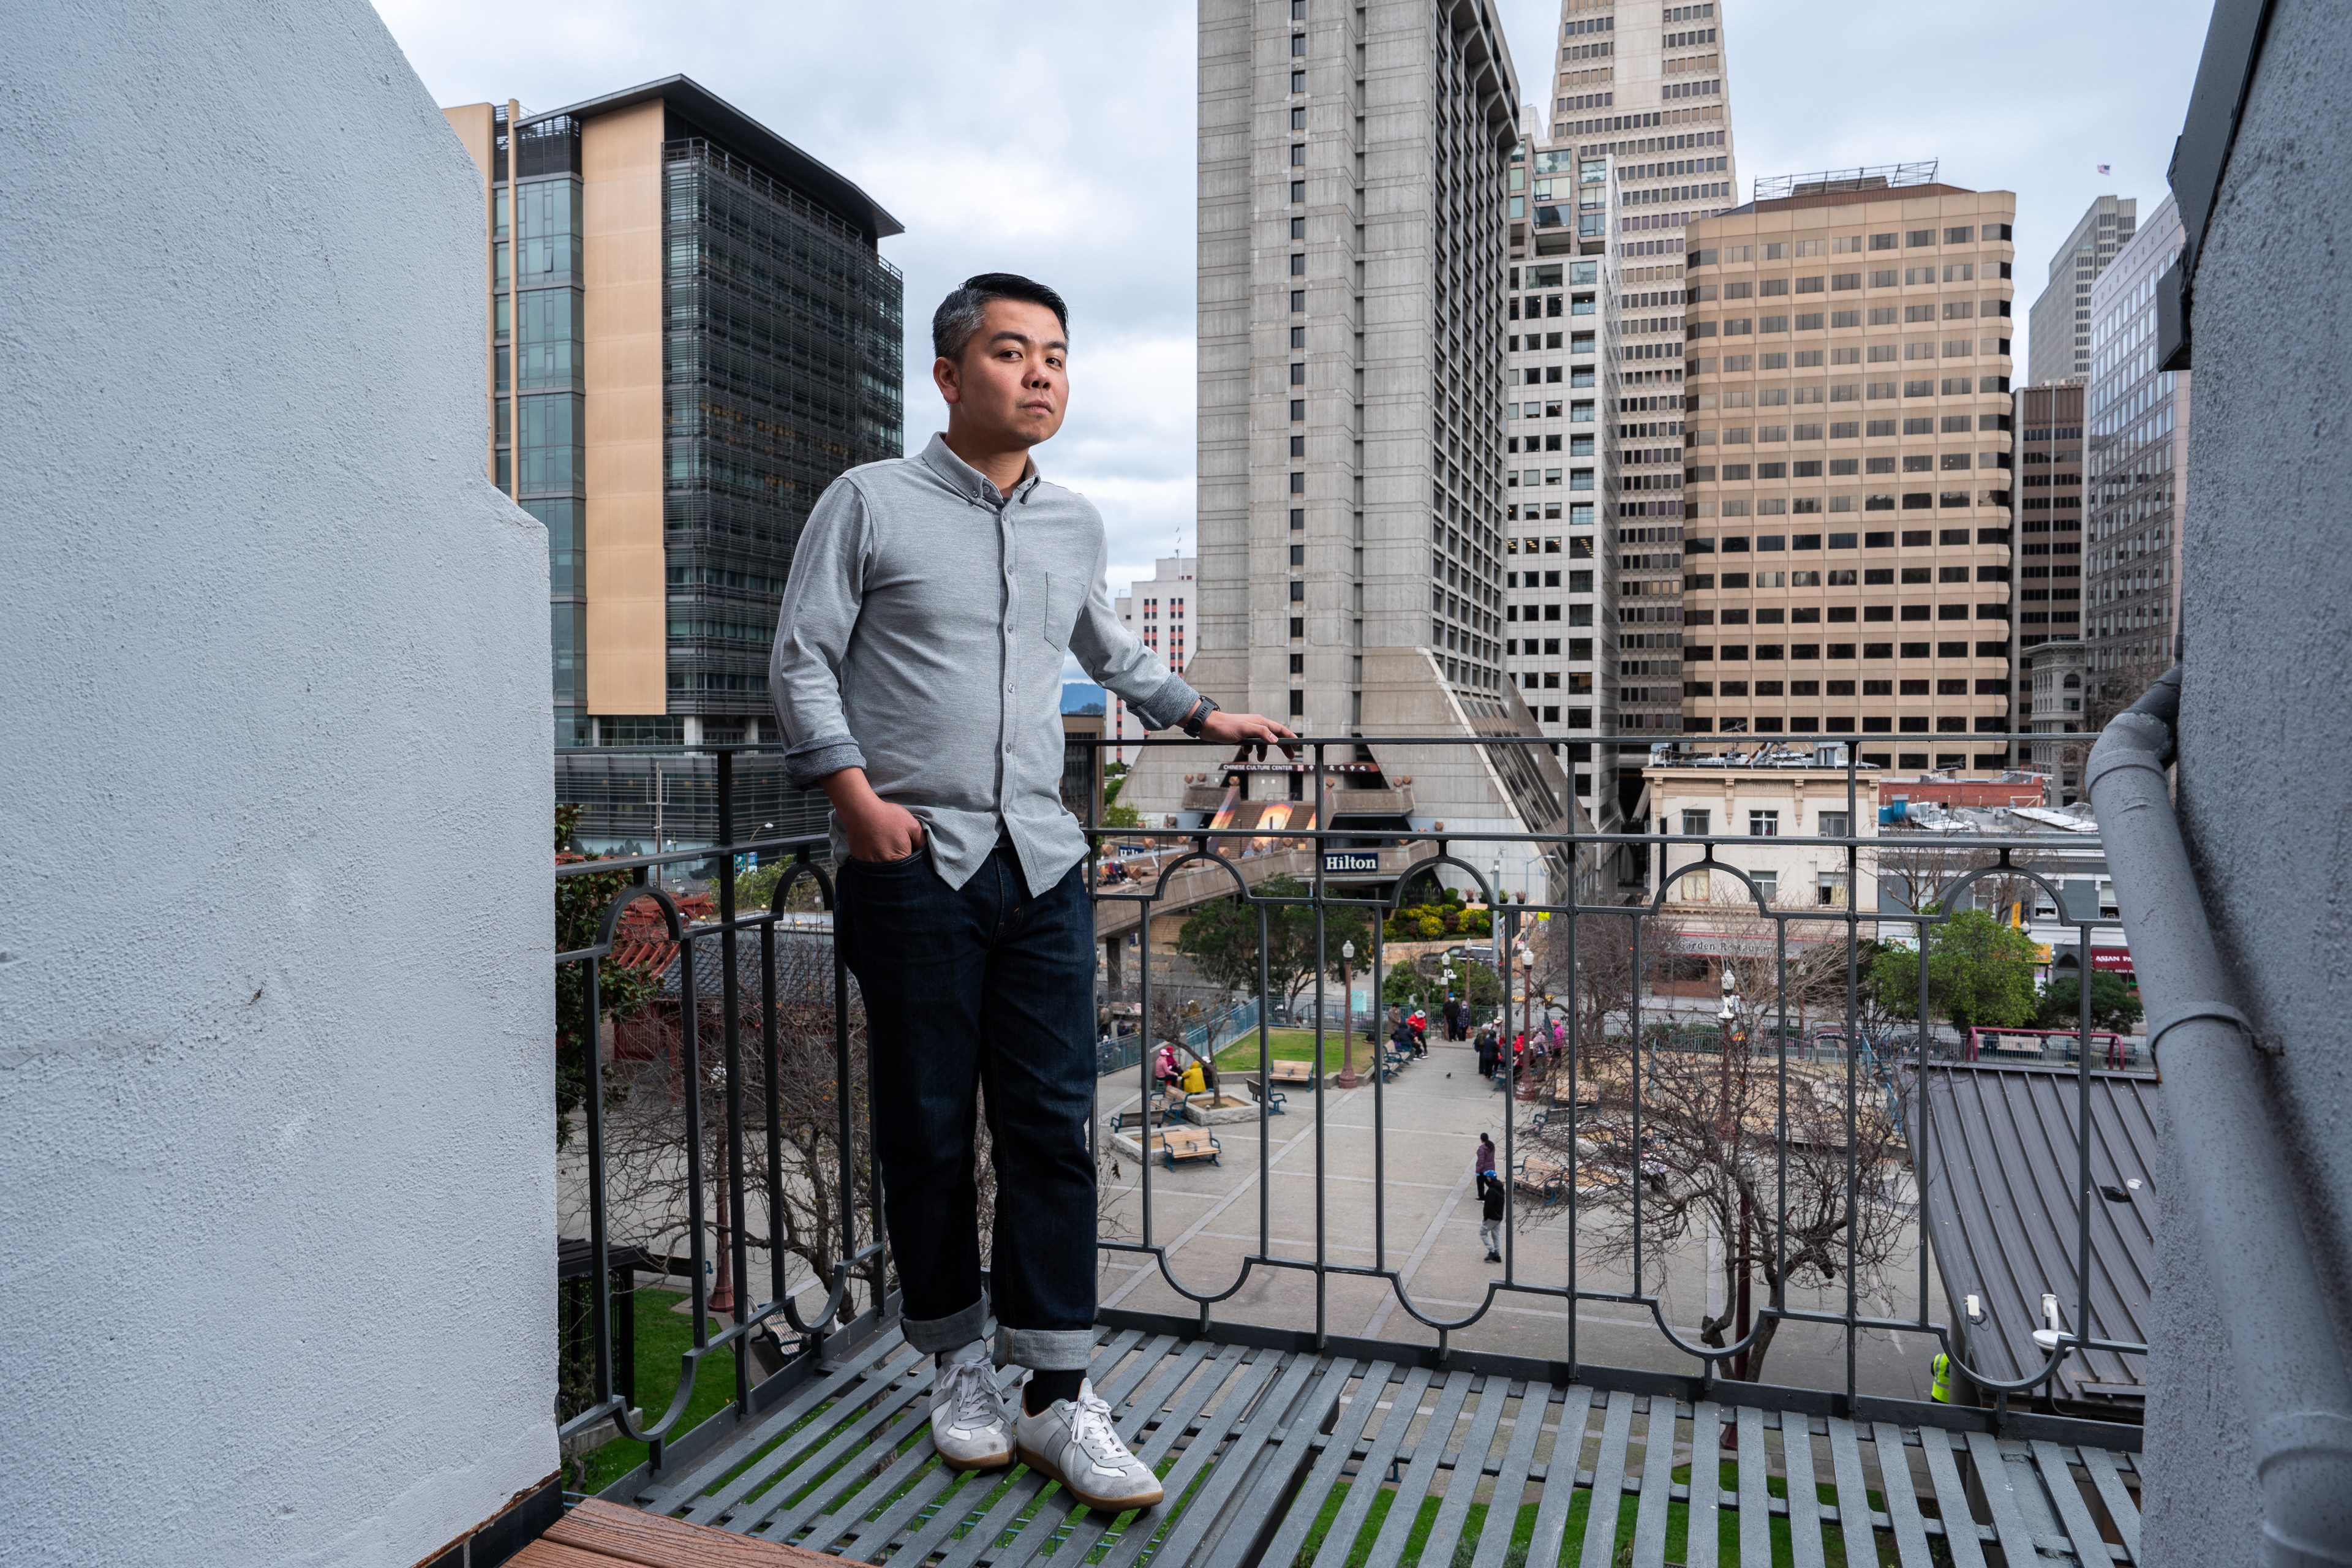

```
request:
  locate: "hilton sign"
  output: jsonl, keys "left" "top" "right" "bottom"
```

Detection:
{"left": 1321, "top": 850, "right": 1382, "bottom": 875}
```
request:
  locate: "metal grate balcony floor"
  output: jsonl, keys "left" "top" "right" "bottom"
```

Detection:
{"left": 612, "top": 1326, "right": 2143, "bottom": 1568}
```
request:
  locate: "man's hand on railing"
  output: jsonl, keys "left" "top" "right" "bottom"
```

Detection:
{"left": 1197, "top": 708, "right": 1297, "bottom": 757}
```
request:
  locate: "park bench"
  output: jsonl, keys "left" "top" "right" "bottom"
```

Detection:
{"left": 1242, "top": 1077, "right": 1288, "bottom": 1115}
{"left": 1267, "top": 1060, "right": 1317, "bottom": 1086}
{"left": 1513, "top": 1155, "right": 1570, "bottom": 1205}
{"left": 1158, "top": 1125, "right": 1223, "bottom": 1169}
{"left": 1109, "top": 1103, "right": 1178, "bottom": 1136}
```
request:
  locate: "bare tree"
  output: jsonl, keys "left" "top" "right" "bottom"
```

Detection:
{"left": 1523, "top": 1023, "right": 1912, "bottom": 1384}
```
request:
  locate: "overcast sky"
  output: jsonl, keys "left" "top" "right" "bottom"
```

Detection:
{"left": 375, "top": 0, "right": 2214, "bottom": 605}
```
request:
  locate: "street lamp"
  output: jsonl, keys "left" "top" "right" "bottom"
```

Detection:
{"left": 1514, "top": 938, "right": 1536, "bottom": 1098}
{"left": 1338, "top": 938, "right": 1359, "bottom": 1088}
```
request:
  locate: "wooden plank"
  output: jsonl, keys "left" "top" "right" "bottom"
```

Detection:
{"left": 1418, "top": 1376, "right": 1515, "bottom": 1568}
{"left": 685, "top": 1347, "right": 929, "bottom": 1526}
{"left": 637, "top": 1331, "right": 910, "bottom": 1513}
{"left": 1148, "top": 1351, "right": 1335, "bottom": 1568}
{"left": 1305, "top": 1365, "right": 1438, "bottom": 1568}
{"left": 1354, "top": 1369, "right": 1476, "bottom": 1568}
{"left": 1628, "top": 1396, "right": 1678, "bottom": 1568}
{"left": 1683, "top": 1402, "right": 1721, "bottom": 1568}
{"left": 509, "top": 1542, "right": 637, "bottom": 1568}
{"left": 1869, "top": 1422, "right": 1934, "bottom": 1568}
{"left": 2031, "top": 1442, "right": 2115, "bottom": 1568}
{"left": 1468, "top": 1383, "right": 1553, "bottom": 1568}
{"left": 544, "top": 1498, "right": 843, "bottom": 1568}
{"left": 1201, "top": 1357, "right": 1368, "bottom": 1568}
{"left": 1093, "top": 1351, "right": 1287, "bottom": 1568}
{"left": 1525, "top": 1389, "right": 1597, "bottom": 1568}
{"left": 1575, "top": 1389, "right": 1635, "bottom": 1568}
{"left": 1781, "top": 1415, "right": 1826, "bottom": 1568}
{"left": 1824, "top": 1419, "right": 1875, "bottom": 1568}
{"left": 1962, "top": 1431, "right": 2041, "bottom": 1568}
{"left": 1917, "top": 1427, "right": 1986, "bottom": 1568}
{"left": 2079, "top": 1446, "right": 2141, "bottom": 1562}
{"left": 1735, "top": 1406, "right": 1771, "bottom": 1568}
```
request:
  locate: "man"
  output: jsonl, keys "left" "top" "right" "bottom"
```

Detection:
{"left": 1477, "top": 1167, "right": 1506, "bottom": 1264}
{"left": 770, "top": 273, "right": 1292, "bottom": 1513}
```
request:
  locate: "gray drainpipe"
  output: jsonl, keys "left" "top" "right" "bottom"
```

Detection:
{"left": 2087, "top": 668, "right": 2352, "bottom": 1566}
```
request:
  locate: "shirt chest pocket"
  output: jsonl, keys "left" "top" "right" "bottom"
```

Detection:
{"left": 1039, "top": 570, "right": 1085, "bottom": 648}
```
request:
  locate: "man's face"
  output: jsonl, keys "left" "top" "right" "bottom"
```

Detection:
{"left": 935, "top": 299, "right": 1068, "bottom": 447}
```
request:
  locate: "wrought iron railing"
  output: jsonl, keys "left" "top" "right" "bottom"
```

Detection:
{"left": 552, "top": 733, "right": 2142, "bottom": 1473}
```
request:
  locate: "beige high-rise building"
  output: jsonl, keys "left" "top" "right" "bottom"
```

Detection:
{"left": 1545, "top": 0, "right": 1741, "bottom": 745}
{"left": 2026, "top": 195, "right": 2135, "bottom": 387}
{"left": 1679, "top": 171, "right": 2018, "bottom": 769}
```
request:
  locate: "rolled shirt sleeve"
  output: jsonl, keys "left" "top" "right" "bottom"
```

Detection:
{"left": 770, "top": 480, "right": 872, "bottom": 788}
{"left": 1066, "top": 533, "right": 1200, "bottom": 731}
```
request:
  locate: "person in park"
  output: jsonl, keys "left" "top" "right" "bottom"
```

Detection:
{"left": 770, "top": 273, "right": 1294, "bottom": 1512}
{"left": 1477, "top": 1167, "right": 1506, "bottom": 1263}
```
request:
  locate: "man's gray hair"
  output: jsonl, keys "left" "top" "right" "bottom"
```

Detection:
{"left": 932, "top": 273, "right": 1070, "bottom": 363}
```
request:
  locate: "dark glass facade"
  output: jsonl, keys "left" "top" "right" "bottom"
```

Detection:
{"left": 659, "top": 134, "right": 903, "bottom": 718}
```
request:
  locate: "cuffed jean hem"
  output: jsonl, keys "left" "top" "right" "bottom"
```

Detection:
{"left": 902, "top": 1298, "right": 989, "bottom": 1357}
{"left": 997, "top": 1325, "right": 1097, "bottom": 1373}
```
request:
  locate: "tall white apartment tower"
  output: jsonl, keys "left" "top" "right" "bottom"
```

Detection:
{"left": 2027, "top": 195, "right": 2137, "bottom": 386}
{"left": 1505, "top": 126, "right": 1622, "bottom": 827}
{"left": 1112, "top": 556, "right": 1196, "bottom": 763}
{"left": 1549, "top": 0, "right": 1741, "bottom": 747}
{"left": 1124, "top": 0, "right": 1583, "bottom": 895}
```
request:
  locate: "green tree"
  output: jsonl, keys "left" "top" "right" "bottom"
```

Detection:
{"left": 1869, "top": 907, "right": 2039, "bottom": 1030}
{"left": 2037, "top": 972, "right": 2144, "bottom": 1033}
{"left": 554, "top": 805, "right": 663, "bottom": 1147}
{"left": 1099, "top": 802, "right": 1143, "bottom": 829}
{"left": 1175, "top": 875, "right": 1373, "bottom": 1010}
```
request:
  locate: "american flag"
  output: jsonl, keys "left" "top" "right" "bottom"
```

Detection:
{"left": 2097, "top": 163, "right": 2111, "bottom": 175}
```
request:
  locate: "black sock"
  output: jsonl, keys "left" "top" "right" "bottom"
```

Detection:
{"left": 1025, "top": 1369, "right": 1084, "bottom": 1414}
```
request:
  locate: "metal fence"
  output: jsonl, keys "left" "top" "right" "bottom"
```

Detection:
{"left": 552, "top": 733, "right": 2143, "bottom": 1467}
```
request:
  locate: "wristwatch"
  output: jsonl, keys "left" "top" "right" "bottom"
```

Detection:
{"left": 1180, "top": 695, "right": 1221, "bottom": 738}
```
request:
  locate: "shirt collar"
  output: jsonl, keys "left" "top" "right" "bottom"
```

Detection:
{"left": 921, "top": 432, "right": 1042, "bottom": 505}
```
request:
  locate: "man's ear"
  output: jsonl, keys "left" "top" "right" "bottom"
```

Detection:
{"left": 932, "top": 353, "right": 962, "bottom": 405}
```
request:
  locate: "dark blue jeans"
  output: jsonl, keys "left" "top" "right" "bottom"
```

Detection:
{"left": 835, "top": 842, "right": 1097, "bottom": 1371}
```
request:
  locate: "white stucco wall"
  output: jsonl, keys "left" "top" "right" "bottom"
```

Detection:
{"left": 0, "top": 4, "right": 557, "bottom": 1565}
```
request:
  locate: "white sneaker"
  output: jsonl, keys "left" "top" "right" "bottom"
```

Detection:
{"left": 1016, "top": 1378, "right": 1165, "bottom": 1512}
{"left": 929, "top": 1350, "right": 1013, "bottom": 1471}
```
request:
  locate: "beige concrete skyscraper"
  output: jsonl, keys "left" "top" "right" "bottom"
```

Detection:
{"left": 1125, "top": 0, "right": 1581, "bottom": 892}
{"left": 1679, "top": 173, "right": 2019, "bottom": 769}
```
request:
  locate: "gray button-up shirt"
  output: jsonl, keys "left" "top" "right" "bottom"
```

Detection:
{"left": 771, "top": 434, "right": 1200, "bottom": 894}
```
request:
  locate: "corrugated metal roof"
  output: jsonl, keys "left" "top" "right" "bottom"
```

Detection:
{"left": 1915, "top": 1063, "right": 2158, "bottom": 1415}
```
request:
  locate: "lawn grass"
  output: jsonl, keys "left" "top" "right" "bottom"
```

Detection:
{"left": 1213, "top": 1027, "right": 1376, "bottom": 1074}
{"left": 571, "top": 1289, "right": 737, "bottom": 1496}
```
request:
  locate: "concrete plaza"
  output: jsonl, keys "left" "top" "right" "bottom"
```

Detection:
{"left": 1094, "top": 1031, "right": 1939, "bottom": 1402}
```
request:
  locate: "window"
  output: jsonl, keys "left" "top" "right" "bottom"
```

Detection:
{"left": 1749, "top": 810, "right": 1781, "bottom": 837}
{"left": 1287, "top": 581, "right": 1304, "bottom": 601}
{"left": 1752, "top": 871, "right": 1779, "bottom": 904}
{"left": 1289, "top": 252, "right": 1306, "bottom": 275}
{"left": 1680, "top": 808, "right": 1711, "bottom": 837}
{"left": 1291, "top": 32, "right": 1306, "bottom": 55}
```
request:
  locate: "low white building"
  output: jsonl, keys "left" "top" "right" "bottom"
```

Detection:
{"left": 1645, "top": 749, "right": 1883, "bottom": 927}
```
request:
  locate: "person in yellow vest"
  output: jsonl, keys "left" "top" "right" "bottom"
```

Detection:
{"left": 1930, "top": 1351, "right": 1954, "bottom": 1403}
